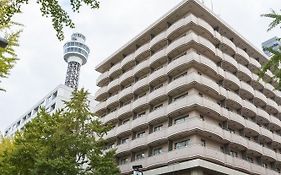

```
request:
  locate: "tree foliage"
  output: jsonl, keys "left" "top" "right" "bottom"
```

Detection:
{"left": 260, "top": 9, "right": 281, "bottom": 89}
{"left": 0, "top": 0, "right": 21, "bottom": 91}
{"left": 0, "top": 89, "right": 120, "bottom": 175}
{"left": 0, "top": 0, "right": 100, "bottom": 91}
{"left": 1, "top": 0, "right": 100, "bottom": 40}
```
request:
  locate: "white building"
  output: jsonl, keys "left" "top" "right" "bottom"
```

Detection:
{"left": 94, "top": 0, "right": 281, "bottom": 174}
{"left": 5, "top": 84, "right": 73, "bottom": 136}
{"left": 4, "top": 33, "right": 93, "bottom": 137}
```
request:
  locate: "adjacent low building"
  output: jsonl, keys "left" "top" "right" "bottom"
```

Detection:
{"left": 4, "top": 84, "right": 73, "bottom": 136}
{"left": 262, "top": 36, "right": 281, "bottom": 57}
{"left": 4, "top": 33, "right": 93, "bottom": 137}
{"left": 94, "top": 0, "right": 281, "bottom": 174}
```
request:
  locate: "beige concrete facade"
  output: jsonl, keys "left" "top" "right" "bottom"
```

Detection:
{"left": 94, "top": 0, "right": 281, "bottom": 174}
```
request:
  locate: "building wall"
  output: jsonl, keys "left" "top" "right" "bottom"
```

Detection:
{"left": 4, "top": 84, "right": 74, "bottom": 137}
{"left": 94, "top": 0, "right": 281, "bottom": 175}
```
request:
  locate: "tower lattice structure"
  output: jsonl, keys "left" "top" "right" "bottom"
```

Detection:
{"left": 63, "top": 33, "right": 90, "bottom": 89}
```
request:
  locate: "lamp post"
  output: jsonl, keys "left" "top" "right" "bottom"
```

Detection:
{"left": 0, "top": 37, "right": 8, "bottom": 48}
{"left": 132, "top": 165, "right": 143, "bottom": 175}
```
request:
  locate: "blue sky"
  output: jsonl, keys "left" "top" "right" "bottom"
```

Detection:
{"left": 0, "top": 0, "right": 280, "bottom": 133}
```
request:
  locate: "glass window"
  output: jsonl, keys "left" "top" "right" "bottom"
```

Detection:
{"left": 153, "top": 84, "right": 163, "bottom": 91}
{"left": 153, "top": 104, "right": 163, "bottom": 111}
{"left": 122, "top": 119, "right": 130, "bottom": 125}
{"left": 174, "top": 115, "right": 188, "bottom": 125}
{"left": 201, "top": 139, "right": 206, "bottom": 147}
{"left": 175, "top": 139, "right": 190, "bottom": 149}
{"left": 120, "top": 158, "right": 128, "bottom": 165}
{"left": 135, "top": 152, "right": 145, "bottom": 160}
{"left": 153, "top": 125, "right": 163, "bottom": 132}
{"left": 137, "top": 111, "right": 146, "bottom": 118}
{"left": 172, "top": 72, "right": 187, "bottom": 81}
{"left": 173, "top": 93, "right": 187, "bottom": 102}
{"left": 152, "top": 147, "right": 163, "bottom": 156}
{"left": 136, "top": 131, "right": 145, "bottom": 138}
{"left": 121, "top": 137, "right": 129, "bottom": 144}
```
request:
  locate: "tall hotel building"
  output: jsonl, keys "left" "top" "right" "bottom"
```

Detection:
{"left": 94, "top": 0, "right": 281, "bottom": 175}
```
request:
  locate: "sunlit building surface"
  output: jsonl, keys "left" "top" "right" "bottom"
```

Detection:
{"left": 94, "top": 0, "right": 281, "bottom": 174}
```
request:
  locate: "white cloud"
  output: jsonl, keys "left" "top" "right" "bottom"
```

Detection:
{"left": 0, "top": 0, "right": 280, "bottom": 132}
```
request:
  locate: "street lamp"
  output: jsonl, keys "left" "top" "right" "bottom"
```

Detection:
{"left": 0, "top": 37, "right": 8, "bottom": 48}
{"left": 132, "top": 165, "right": 143, "bottom": 175}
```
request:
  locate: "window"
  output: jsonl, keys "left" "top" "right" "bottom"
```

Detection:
{"left": 122, "top": 119, "right": 130, "bottom": 125}
{"left": 246, "top": 156, "right": 254, "bottom": 163}
{"left": 137, "top": 111, "right": 146, "bottom": 118}
{"left": 136, "top": 131, "right": 145, "bottom": 138}
{"left": 120, "top": 158, "right": 128, "bottom": 165}
{"left": 152, "top": 147, "right": 163, "bottom": 156}
{"left": 174, "top": 115, "right": 188, "bottom": 125}
{"left": 110, "top": 108, "right": 117, "bottom": 112}
{"left": 124, "top": 83, "right": 132, "bottom": 89}
{"left": 138, "top": 92, "right": 147, "bottom": 98}
{"left": 198, "top": 92, "right": 203, "bottom": 97}
{"left": 173, "top": 72, "right": 187, "bottom": 81}
{"left": 153, "top": 84, "right": 163, "bottom": 91}
{"left": 50, "top": 103, "right": 56, "bottom": 112}
{"left": 121, "top": 137, "right": 129, "bottom": 144}
{"left": 135, "top": 152, "right": 145, "bottom": 160}
{"left": 153, "top": 125, "right": 163, "bottom": 132}
{"left": 201, "top": 139, "right": 206, "bottom": 147}
{"left": 154, "top": 65, "right": 163, "bottom": 71}
{"left": 200, "top": 115, "right": 205, "bottom": 121}
{"left": 173, "top": 93, "right": 187, "bottom": 102}
{"left": 230, "top": 150, "right": 238, "bottom": 157}
{"left": 122, "top": 100, "right": 131, "bottom": 106}
{"left": 175, "top": 139, "right": 190, "bottom": 149}
{"left": 153, "top": 104, "right": 163, "bottom": 111}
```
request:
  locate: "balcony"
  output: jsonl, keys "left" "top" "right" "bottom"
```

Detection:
{"left": 149, "top": 48, "right": 166, "bottom": 66}
{"left": 107, "top": 78, "right": 120, "bottom": 92}
{"left": 220, "top": 36, "right": 236, "bottom": 55}
{"left": 131, "top": 116, "right": 148, "bottom": 129}
{"left": 131, "top": 137, "right": 148, "bottom": 150}
{"left": 221, "top": 53, "right": 238, "bottom": 73}
{"left": 262, "top": 146, "right": 276, "bottom": 160}
{"left": 95, "top": 86, "right": 108, "bottom": 101}
{"left": 240, "top": 81, "right": 254, "bottom": 99}
{"left": 135, "top": 42, "right": 150, "bottom": 59}
{"left": 147, "top": 130, "right": 167, "bottom": 145}
{"left": 223, "top": 71, "right": 240, "bottom": 91}
{"left": 133, "top": 77, "right": 149, "bottom": 92}
{"left": 150, "top": 31, "right": 167, "bottom": 49}
{"left": 235, "top": 47, "right": 249, "bottom": 65}
{"left": 121, "top": 53, "right": 134, "bottom": 69}
{"left": 237, "top": 64, "right": 252, "bottom": 82}
{"left": 149, "top": 66, "right": 167, "bottom": 84}
{"left": 134, "top": 59, "right": 150, "bottom": 77}
{"left": 96, "top": 71, "right": 109, "bottom": 87}
{"left": 108, "top": 62, "right": 121, "bottom": 78}
{"left": 120, "top": 69, "right": 134, "bottom": 85}
{"left": 116, "top": 122, "right": 131, "bottom": 136}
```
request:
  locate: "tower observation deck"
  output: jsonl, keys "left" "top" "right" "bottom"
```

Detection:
{"left": 63, "top": 33, "right": 90, "bottom": 89}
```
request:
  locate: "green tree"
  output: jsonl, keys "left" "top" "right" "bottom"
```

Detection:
{"left": 260, "top": 9, "right": 281, "bottom": 88}
{"left": 0, "top": 89, "right": 120, "bottom": 175}
{"left": 0, "top": 136, "right": 16, "bottom": 174}
{"left": 0, "top": 0, "right": 99, "bottom": 90}
{"left": 0, "top": 0, "right": 21, "bottom": 91}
